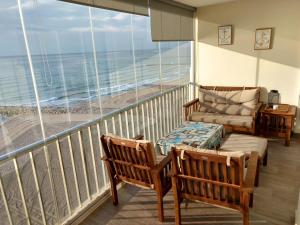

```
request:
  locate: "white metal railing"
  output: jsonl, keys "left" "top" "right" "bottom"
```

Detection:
{"left": 0, "top": 83, "right": 192, "bottom": 225}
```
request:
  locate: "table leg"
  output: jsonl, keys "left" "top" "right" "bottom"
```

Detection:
{"left": 285, "top": 117, "right": 292, "bottom": 146}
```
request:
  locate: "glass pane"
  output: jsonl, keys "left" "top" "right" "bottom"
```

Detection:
{"left": 20, "top": 0, "right": 101, "bottom": 137}
{"left": 179, "top": 41, "right": 192, "bottom": 84}
{"left": 0, "top": 1, "right": 42, "bottom": 155}
{"left": 0, "top": 0, "right": 193, "bottom": 155}
{"left": 91, "top": 9, "right": 137, "bottom": 115}
{"left": 132, "top": 15, "right": 161, "bottom": 101}
{"left": 160, "top": 42, "right": 181, "bottom": 90}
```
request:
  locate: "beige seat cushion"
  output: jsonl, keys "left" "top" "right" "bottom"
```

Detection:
{"left": 189, "top": 112, "right": 253, "bottom": 128}
{"left": 221, "top": 134, "right": 268, "bottom": 158}
{"left": 174, "top": 144, "right": 245, "bottom": 166}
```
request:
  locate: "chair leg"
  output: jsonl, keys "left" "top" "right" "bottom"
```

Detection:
{"left": 243, "top": 211, "right": 249, "bottom": 225}
{"left": 263, "top": 150, "right": 268, "bottom": 166}
{"left": 255, "top": 160, "right": 260, "bottom": 187}
{"left": 172, "top": 177, "right": 181, "bottom": 225}
{"left": 174, "top": 197, "right": 181, "bottom": 225}
{"left": 156, "top": 191, "right": 164, "bottom": 222}
{"left": 111, "top": 180, "right": 118, "bottom": 206}
{"left": 105, "top": 160, "right": 119, "bottom": 206}
{"left": 249, "top": 193, "right": 253, "bottom": 208}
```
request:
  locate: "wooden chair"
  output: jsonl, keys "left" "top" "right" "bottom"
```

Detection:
{"left": 169, "top": 145, "right": 259, "bottom": 225}
{"left": 101, "top": 134, "right": 172, "bottom": 222}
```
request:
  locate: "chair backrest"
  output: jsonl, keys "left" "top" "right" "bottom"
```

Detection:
{"left": 101, "top": 134, "right": 156, "bottom": 189}
{"left": 200, "top": 85, "right": 259, "bottom": 91}
{"left": 171, "top": 146, "right": 245, "bottom": 209}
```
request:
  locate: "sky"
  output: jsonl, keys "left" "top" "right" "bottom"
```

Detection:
{"left": 0, "top": 0, "right": 154, "bottom": 57}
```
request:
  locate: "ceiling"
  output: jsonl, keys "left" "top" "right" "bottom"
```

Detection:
{"left": 173, "top": 0, "right": 238, "bottom": 7}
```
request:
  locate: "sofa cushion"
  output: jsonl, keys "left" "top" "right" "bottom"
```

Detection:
{"left": 199, "top": 88, "right": 242, "bottom": 104}
{"left": 240, "top": 89, "right": 260, "bottom": 104}
{"left": 189, "top": 112, "right": 253, "bottom": 128}
{"left": 221, "top": 134, "right": 268, "bottom": 158}
{"left": 199, "top": 88, "right": 216, "bottom": 103}
{"left": 198, "top": 88, "right": 260, "bottom": 116}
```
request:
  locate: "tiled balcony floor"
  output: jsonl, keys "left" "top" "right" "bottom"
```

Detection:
{"left": 81, "top": 135, "right": 300, "bottom": 225}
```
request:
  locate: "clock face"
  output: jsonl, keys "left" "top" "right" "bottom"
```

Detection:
{"left": 255, "top": 28, "right": 272, "bottom": 49}
{"left": 218, "top": 26, "right": 232, "bottom": 45}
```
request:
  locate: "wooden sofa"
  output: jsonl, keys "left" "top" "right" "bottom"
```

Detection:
{"left": 184, "top": 86, "right": 262, "bottom": 134}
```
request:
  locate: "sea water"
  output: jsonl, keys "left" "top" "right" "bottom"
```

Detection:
{"left": 0, "top": 49, "right": 189, "bottom": 108}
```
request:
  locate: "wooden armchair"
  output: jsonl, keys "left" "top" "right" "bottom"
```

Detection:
{"left": 169, "top": 146, "right": 259, "bottom": 225}
{"left": 101, "top": 134, "right": 172, "bottom": 222}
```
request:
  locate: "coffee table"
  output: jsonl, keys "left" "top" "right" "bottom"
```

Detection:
{"left": 156, "top": 121, "right": 224, "bottom": 154}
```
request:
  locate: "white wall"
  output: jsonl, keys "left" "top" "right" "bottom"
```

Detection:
{"left": 196, "top": 0, "right": 300, "bottom": 132}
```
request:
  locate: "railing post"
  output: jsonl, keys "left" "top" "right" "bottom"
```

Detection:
{"left": 125, "top": 111, "right": 130, "bottom": 138}
{"left": 146, "top": 101, "right": 151, "bottom": 140}
{"left": 0, "top": 175, "right": 13, "bottom": 225}
{"left": 13, "top": 158, "right": 31, "bottom": 225}
{"left": 158, "top": 96, "right": 163, "bottom": 137}
{"left": 67, "top": 135, "right": 82, "bottom": 207}
{"left": 78, "top": 130, "right": 91, "bottom": 200}
{"left": 141, "top": 104, "right": 146, "bottom": 139}
{"left": 88, "top": 126, "right": 100, "bottom": 193}
{"left": 154, "top": 98, "right": 159, "bottom": 140}
{"left": 96, "top": 123, "right": 108, "bottom": 188}
{"left": 130, "top": 109, "right": 135, "bottom": 137}
{"left": 150, "top": 100, "right": 155, "bottom": 141}
{"left": 56, "top": 140, "right": 72, "bottom": 215}
{"left": 135, "top": 107, "right": 140, "bottom": 135}
{"left": 43, "top": 146, "right": 60, "bottom": 223}
{"left": 118, "top": 114, "right": 124, "bottom": 137}
{"left": 29, "top": 152, "right": 47, "bottom": 225}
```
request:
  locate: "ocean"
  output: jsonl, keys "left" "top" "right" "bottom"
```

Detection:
{"left": 0, "top": 47, "right": 190, "bottom": 112}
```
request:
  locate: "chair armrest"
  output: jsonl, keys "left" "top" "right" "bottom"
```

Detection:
{"left": 152, "top": 153, "right": 172, "bottom": 175}
{"left": 101, "top": 156, "right": 108, "bottom": 161}
{"left": 132, "top": 134, "right": 144, "bottom": 140}
{"left": 183, "top": 98, "right": 199, "bottom": 108}
{"left": 183, "top": 98, "right": 200, "bottom": 121}
{"left": 242, "top": 151, "right": 259, "bottom": 193}
{"left": 252, "top": 102, "right": 263, "bottom": 118}
{"left": 167, "top": 170, "right": 176, "bottom": 177}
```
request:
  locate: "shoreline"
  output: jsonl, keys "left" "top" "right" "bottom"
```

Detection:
{"left": 0, "top": 84, "right": 168, "bottom": 153}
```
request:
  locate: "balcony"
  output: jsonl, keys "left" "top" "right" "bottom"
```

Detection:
{"left": 1, "top": 0, "right": 300, "bottom": 225}
{"left": 1, "top": 83, "right": 300, "bottom": 225}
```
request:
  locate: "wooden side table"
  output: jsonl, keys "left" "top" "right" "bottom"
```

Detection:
{"left": 259, "top": 104, "right": 297, "bottom": 146}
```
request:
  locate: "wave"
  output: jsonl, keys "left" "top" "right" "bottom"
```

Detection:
{"left": 35, "top": 76, "right": 161, "bottom": 107}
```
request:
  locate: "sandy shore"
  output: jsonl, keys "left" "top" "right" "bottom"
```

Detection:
{"left": 0, "top": 85, "right": 165, "bottom": 153}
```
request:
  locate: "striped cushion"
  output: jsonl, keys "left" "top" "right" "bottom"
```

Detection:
{"left": 189, "top": 112, "right": 253, "bottom": 128}
{"left": 198, "top": 88, "right": 259, "bottom": 116}
{"left": 221, "top": 134, "right": 267, "bottom": 158}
